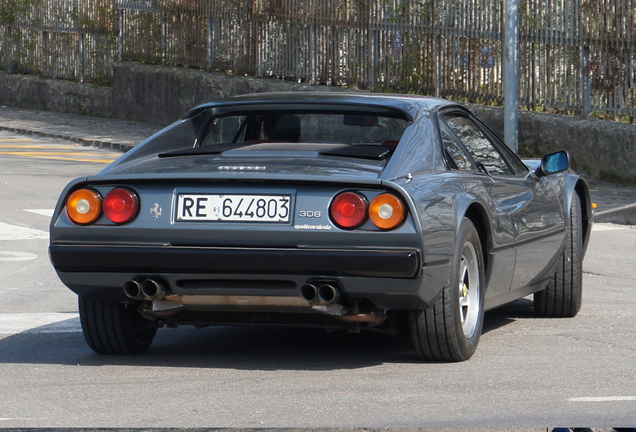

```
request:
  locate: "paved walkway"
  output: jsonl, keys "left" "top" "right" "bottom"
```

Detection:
{"left": 0, "top": 105, "right": 162, "bottom": 152}
{"left": 2, "top": 105, "right": 635, "bottom": 224}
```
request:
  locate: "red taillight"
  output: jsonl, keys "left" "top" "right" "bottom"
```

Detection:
{"left": 66, "top": 189, "right": 102, "bottom": 225}
{"left": 329, "top": 191, "right": 368, "bottom": 229}
{"left": 103, "top": 188, "right": 139, "bottom": 224}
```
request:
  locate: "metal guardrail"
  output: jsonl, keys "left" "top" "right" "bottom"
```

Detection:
{"left": 0, "top": 0, "right": 634, "bottom": 120}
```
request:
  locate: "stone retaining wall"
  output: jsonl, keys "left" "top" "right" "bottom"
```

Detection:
{"left": 1, "top": 62, "right": 635, "bottom": 183}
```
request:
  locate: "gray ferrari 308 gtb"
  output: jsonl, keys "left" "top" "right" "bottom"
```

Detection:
{"left": 49, "top": 92, "right": 592, "bottom": 361}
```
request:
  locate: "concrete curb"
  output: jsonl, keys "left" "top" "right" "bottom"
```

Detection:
{"left": 0, "top": 124, "right": 135, "bottom": 152}
{"left": 594, "top": 203, "right": 636, "bottom": 225}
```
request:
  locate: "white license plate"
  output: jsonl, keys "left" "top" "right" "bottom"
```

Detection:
{"left": 176, "top": 194, "right": 292, "bottom": 222}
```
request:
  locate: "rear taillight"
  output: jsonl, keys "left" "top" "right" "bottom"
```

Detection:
{"left": 369, "top": 193, "right": 406, "bottom": 230}
{"left": 66, "top": 189, "right": 102, "bottom": 225}
{"left": 329, "top": 191, "right": 368, "bottom": 229}
{"left": 103, "top": 188, "right": 139, "bottom": 224}
{"left": 329, "top": 190, "right": 407, "bottom": 231}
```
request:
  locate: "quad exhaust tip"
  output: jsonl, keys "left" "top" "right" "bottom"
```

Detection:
{"left": 128, "top": 279, "right": 340, "bottom": 305}
{"left": 300, "top": 283, "right": 318, "bottom": 302}
{"left": 141, "top": 279, "right": 165, "bottom": 301}
{"left": 300, "top": 282, "right": 341, "bottom": 304}
{"left": 124, "top": 279, "right": 166, "bottom": 301}
{"left": 318, "top": 284, "right": 341, "bottom": 304}
{"left": 123, "top": 280, "right": 144, "bottom": 300}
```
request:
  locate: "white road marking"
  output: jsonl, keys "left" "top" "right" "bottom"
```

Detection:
{"left": 0, "top": 313, "right": 81, "bottom": 335}
{"left": 25, "top": 209, "right": 54, "bottom": 217}
{"left": 0, "top": 221, "right": 48, "bottom": 240}
{"left": 0, "top": 251, "right": 38, "bottom": 262}
{"left": 592, "top": 223, "right": 634, "bottom": 231}
{"left": 569, "top": 396, "right": 636, "bottom": 402}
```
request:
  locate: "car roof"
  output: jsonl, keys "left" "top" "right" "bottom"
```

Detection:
{"left": 183, "top": 92, "right": 462, "bottom": 120}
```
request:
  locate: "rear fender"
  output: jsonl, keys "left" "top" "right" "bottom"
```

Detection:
{"left": 564, "top": 174, "right": 593, "bottom": 256}
{"left": 49, "top": 176, "right": 88, "bottom": 238}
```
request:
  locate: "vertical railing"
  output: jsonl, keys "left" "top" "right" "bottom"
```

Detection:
{"left": 0, "top": 0, "right": 633, "bottom": 120}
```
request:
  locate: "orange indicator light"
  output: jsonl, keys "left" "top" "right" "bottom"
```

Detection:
{"left": 66, "top": 189, "right": 102, "bottom": 225}
{"left": 369, "top": 193, "right": 406, "bottom": 230}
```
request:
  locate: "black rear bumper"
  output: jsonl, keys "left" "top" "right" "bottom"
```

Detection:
{"left": 49, "top": 244, "right": 422, "bottom": 279}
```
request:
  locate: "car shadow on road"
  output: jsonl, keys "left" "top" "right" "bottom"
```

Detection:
{"left": 0, "top": 323, "right": 426, "bottom": 370}
{"left": 0, "top": 298, "right": 541, "bottom": 370}
{"left": 482, "top": 297, "right": 545, "bottom": 334}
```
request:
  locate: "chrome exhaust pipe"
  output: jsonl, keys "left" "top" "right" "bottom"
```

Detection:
{"left": 318, "top": 284, "right": 341, "bottom": 304}
{"left": 141, "top": 279, "right": 166, "bottom": 301}
{"left": 300, "top": 283, "right": 318, "bottom": 303}
{"left": 123, "top": 280, "right": 144, "bottom": 300}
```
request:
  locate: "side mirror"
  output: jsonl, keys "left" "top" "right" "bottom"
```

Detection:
{"left": 538, "top": 150, "right": 570, "bottom": 176}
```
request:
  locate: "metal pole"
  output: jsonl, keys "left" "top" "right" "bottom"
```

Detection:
{"left": 503, "top": 0, "right": 519, "bottom": 153}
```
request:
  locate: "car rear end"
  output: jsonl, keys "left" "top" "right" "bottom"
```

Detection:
{"left": 49, "top": 95, "right": 454, "bottom": 354}
{"left": 49, "top": 169, "right": 434, "bottom": 330}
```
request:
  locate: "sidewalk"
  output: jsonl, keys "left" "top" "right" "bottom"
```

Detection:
{"left": 2, "top": 105, "right": 635, "bottom": 224}
{"left": 0, "top": 105, "right": 162, "bottom": 152}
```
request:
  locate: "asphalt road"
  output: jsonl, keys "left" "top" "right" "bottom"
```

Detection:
{"left": 1, "top": 131, "right": 635, "bottom": 427}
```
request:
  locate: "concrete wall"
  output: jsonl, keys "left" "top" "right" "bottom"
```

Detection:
{"left": 1, "top": 62, "right": 635, "bottom": 183}
{"left": 109, "top": 63, "right": 343, "bottom": 125}
{"left": 0, "top": 71, "right": 113, "bottom": 117}
{"left": 468, "top": 105, "right": 636, "bottom": 183}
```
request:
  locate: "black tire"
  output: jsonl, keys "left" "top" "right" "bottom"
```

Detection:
{"left": 78, "top": 298, "right": 157, "bottom": 355}
{"left": 410, "top": 218, "right": 485, "bottom": 362}
{"left": 534, "top": 192, "right": 583, "bottom": 317}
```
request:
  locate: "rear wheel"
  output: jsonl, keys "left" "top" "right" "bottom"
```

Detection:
{"left": 78, "top": 298, "right": 157, "bottom": 355}
{"left": 534, "top": 193, "right": 583, "bottom": 317}
{"left": 410, "top": 218, "right": 485, "bottom": 362}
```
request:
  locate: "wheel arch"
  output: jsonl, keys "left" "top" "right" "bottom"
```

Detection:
{"left": 560, "top": 174, "right": 592, "bottom": 256}
{"left": 463, "top": 202, "right": 491, "bottom": 277}
{"left": 573, "top": 178, "right": 593, "bottom": 255}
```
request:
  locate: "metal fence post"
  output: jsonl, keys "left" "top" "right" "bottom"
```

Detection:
{"left": 162, "top": 13, "right": 167, "bottom": 66}
{"left": 3, "top": 26, "right": 8, "bottom": 69}
{"left": 581, "top": 46, "right": 591, "bottom": 119}
{"left": 8, "top": 25, "right": 16, "bottom": 72}
{"left": 207, "top": 16, "right": 213, "bottom": 71}
{"left": 370, "top": 28, "right": 376, "bottom": 92}
{"left": 435, "top": 34, "right": 441, "bottom": 98}
{"left": 257, "top": 20, "right": 263, "bottom": 77}
{"left": 311, "top": 23, "right": 317, "bottom": 85}
{"left": 118, "top": 9, "right": 124, "bottom": 62}
{"left": 504, "top": 0, "right": 519, "bottom": 153}
{"left": 42, "top": 31, "right": 49, "bottom": 77}
{"left": 79, "top": 32, "right": 85, "bottom": 83}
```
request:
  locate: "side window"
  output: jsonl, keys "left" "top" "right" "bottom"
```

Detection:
{"left": 470, "top": 116, "right": 529, "bottom": 174}
{"left": 442, "top": 114, "right": 513, "bottom": 175}
{"left": 440, "top": 122, "right": 475, "bottom": 170}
